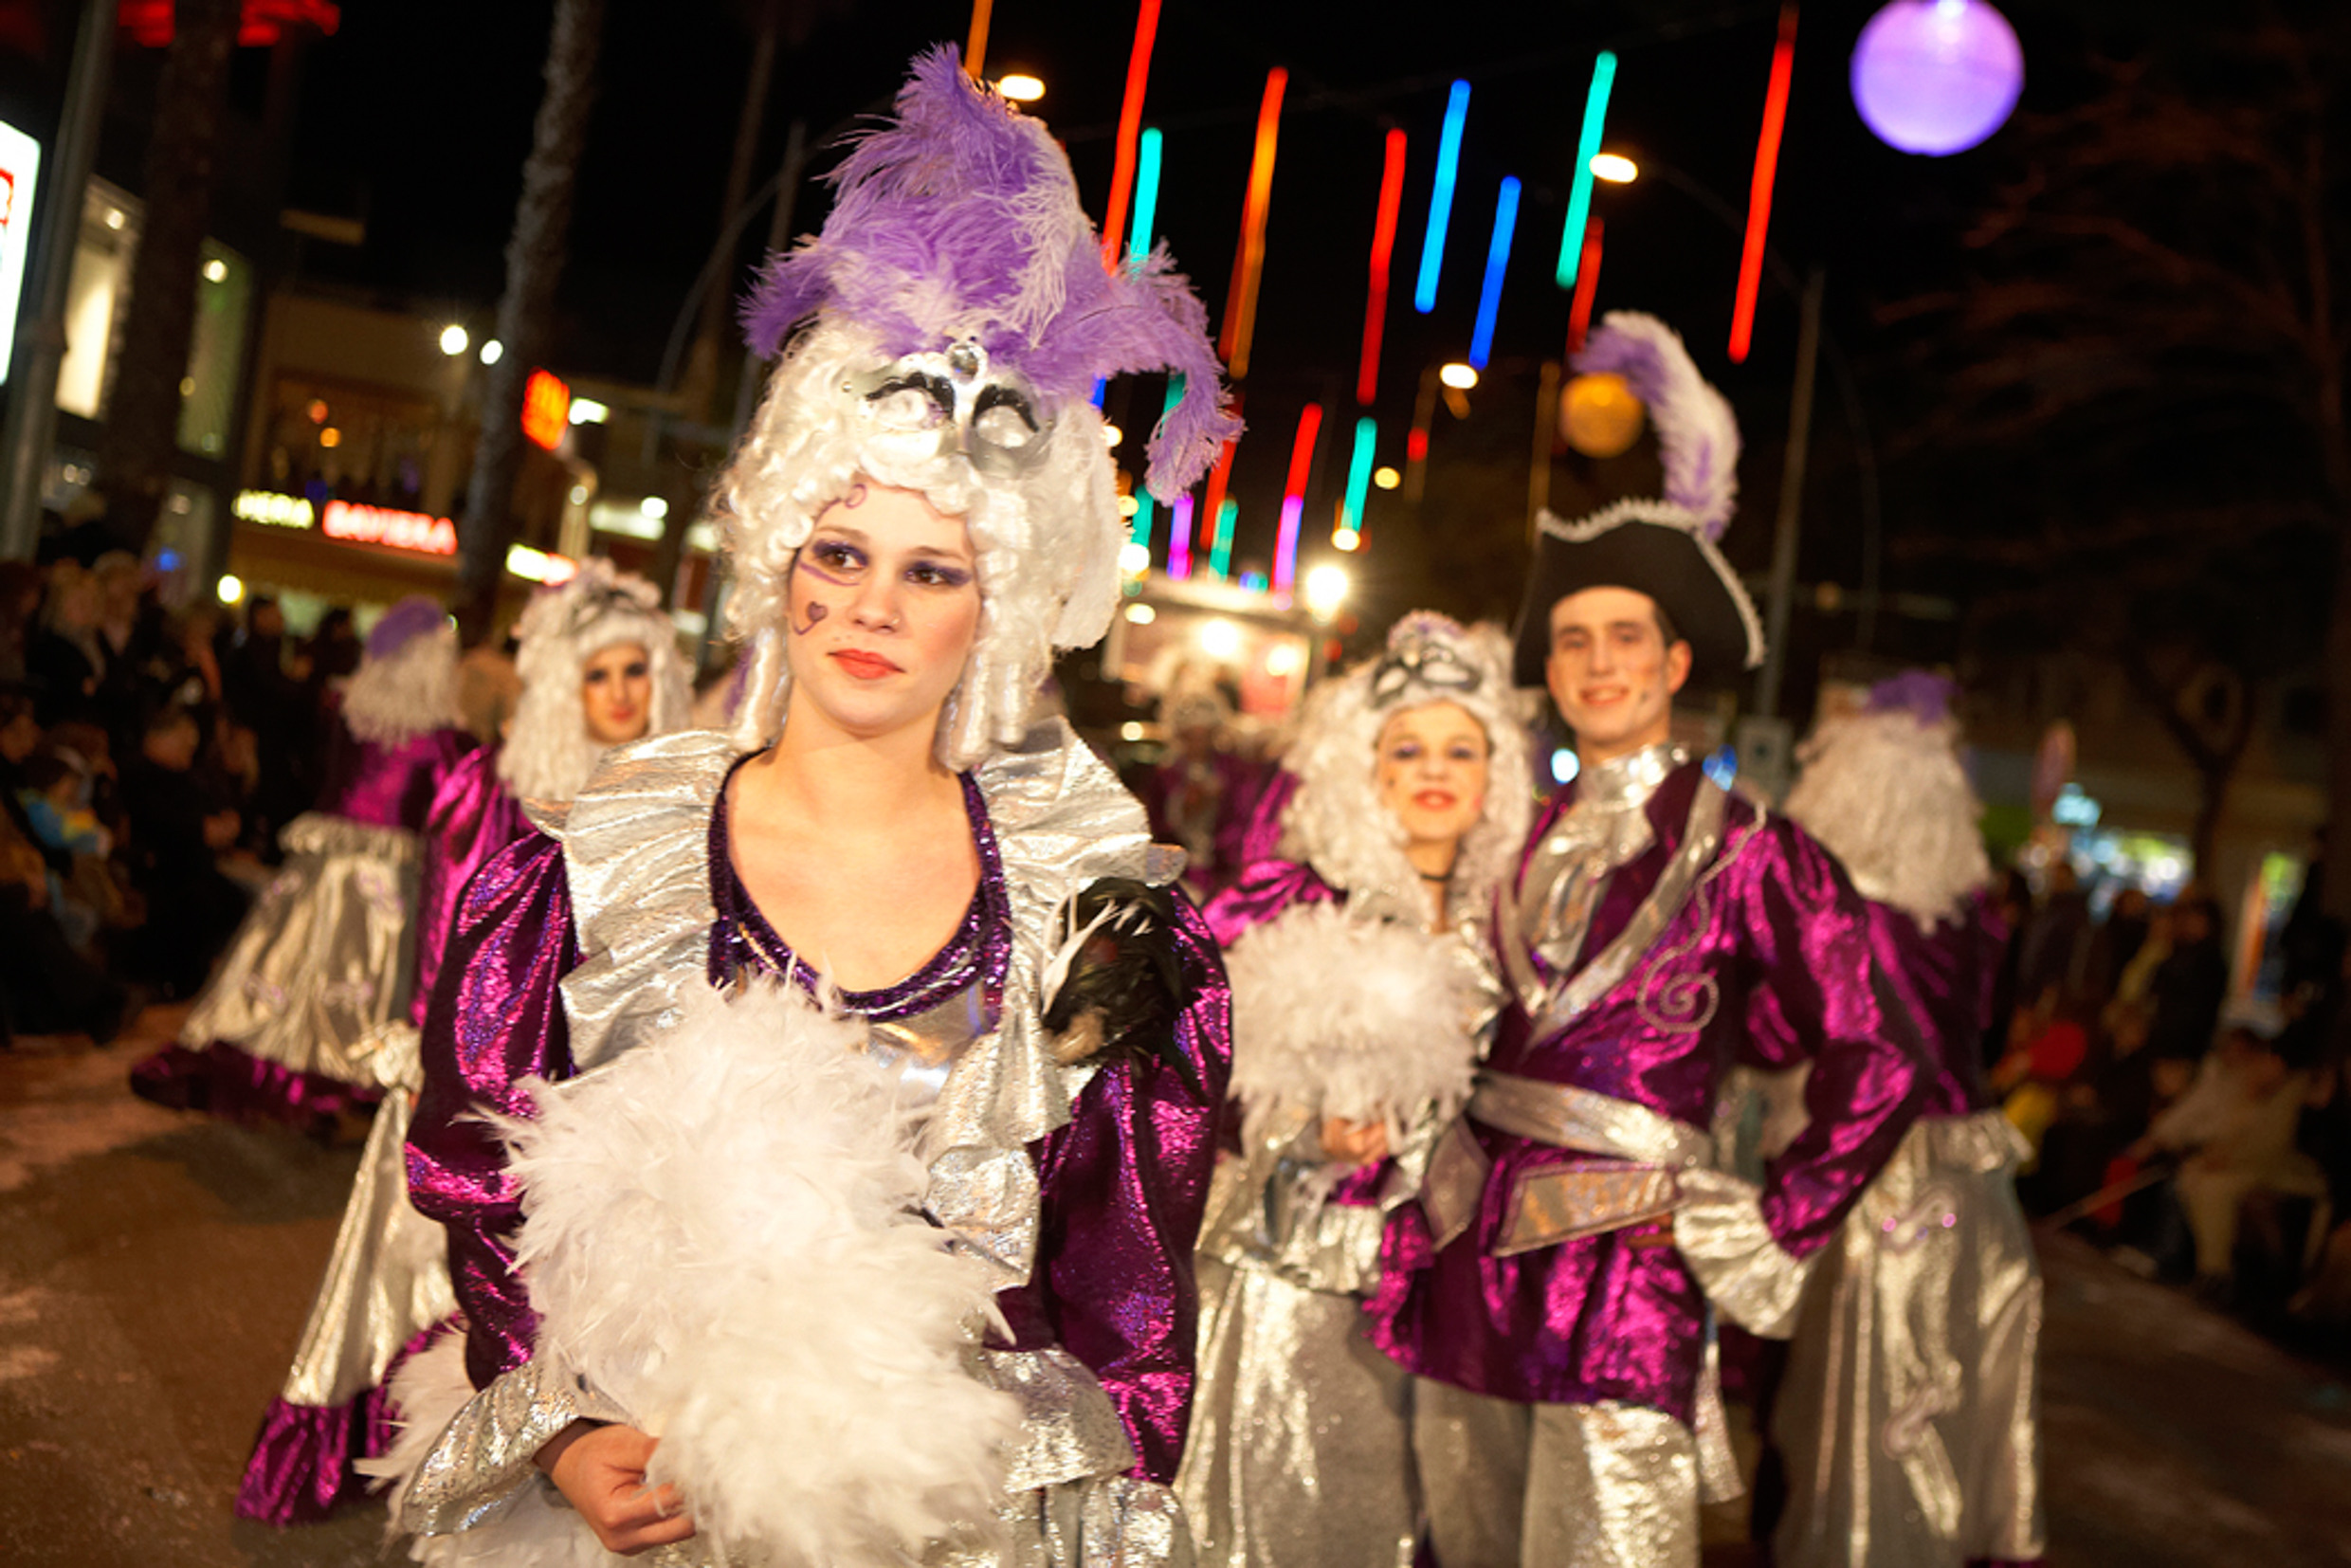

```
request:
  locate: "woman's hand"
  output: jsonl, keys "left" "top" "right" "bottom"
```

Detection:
{"left": 536, "top": 1421, "right": 695, "bottom": 1556}
{"left": 1320, "top": 1117, "right": 1391, "bottom": 1166}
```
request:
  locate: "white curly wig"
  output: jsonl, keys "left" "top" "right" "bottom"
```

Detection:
{"left": 1275, "top": 612, "right": 1536, "bottom": 924}
{"left": 341, "top": 601, "right": 459, "bottom": 747}
{"left": 1783, "top": 700, "right": 1990, "bottom": 932}
{"left": 497, "top": 559, "right": 696, "bottom": 805}
{"left": 710, "top": 319, "right": 1126, "bottom": 772}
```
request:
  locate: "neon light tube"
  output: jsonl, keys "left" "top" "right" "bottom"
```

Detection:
{"left": 1731, "top": 6, "right": 1797, "bottom": 363}
{"left": 1169, "top": 494, "right": 1194, "bottom": 579}
{"left": 1201, "top": 428, "right": 1241, "bottom": 572}
{"left": 1128, "top": 374, "right": 1184, "bottom": 547}
{"left": 1211, "top": 498, "right": 1238, "bottom": 579}
{"left": 1101, "top": 0, "right": 1164, "bottom": 270}
{"left": 1358, "top": 128, "right": 1408, "bottom": 406}
{"left": 1556, "top": 51, "right": 1617, "bottom": 288}
{"left": 964, "top": 0, "right": 993, "bottom": 78}
{"left": 1566, "top": 216, "right": 1604, "bottom": 351}
{"left": 1341, "top": 416, "right": 1376, "bottom": 538}
{"left": 1274, "top": 402, "right": 1323, "bottom": 595}
{"left": 1414, "top": 82, "right": 1469, "bottom": 314}
{"left": 1128, "top": 127, "right": 1163, "bottom": 263}
{"left": 1469, "top": 176, "right": 1521, "bottom": 370}
{"left": 1219, "top": 69, "right": 1289, "bottom": 374}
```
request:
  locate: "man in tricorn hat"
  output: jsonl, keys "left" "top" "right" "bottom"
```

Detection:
{"left": 1364, "top": 313, "right": 1931, "bottom": 1568}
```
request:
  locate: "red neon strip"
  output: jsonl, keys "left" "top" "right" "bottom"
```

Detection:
{"left": 1406, "top": 427, "right": 1429, "bottom": 464}
{"left": 1100, "top": 0, "right": 1164, "bottom": 271}
{"left": 1200, "top": 424, "right": 1243, "bottom": 545}
{"left": 1730, "top": 5, "right": 1797, "bottom": 364}
{"left": 1566, "top": 217, "right": 1604, "bottom": 353}
{"left": 1219, "top": 68, "right": 1289, "bottom": 374}
{"left": 1357, "top": 129, "right": 1409, "bottom": 407}
{"left": 1283, "top": 402, "right": 1324, "bottom": 502}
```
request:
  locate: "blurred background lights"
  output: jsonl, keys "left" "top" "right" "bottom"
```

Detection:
{"left": 215, "top": 573, "right": 246, "bottom": 606}
{"left": 1264, "top": 641, "right": 1304, "bottom": 678}
{"left": 1439, "top": 361, "right": 1479, "bottom": 391}
{"left": 568, "top": 397, "right": 610, "bottom": 425}
{"left": 995, "top": 73, "right": 1045, "bottom": 101}
{"left": 438, "top": 323, "right": 468, "bottom": 356}
{"left": 1123, "top": 601, "right": 1157, "bottom": 625}
{"left": 1851, "top": 0, "right": 2024, "bottom": 155}
{"left": 1588, "top": 153, "right": 1638, "bottom": 184}
{"left": 1372, "top": 465, "right": 1401, "bottom": 490}
{"left": 479, "top": 339, "right": 504, "bottom": 366}
{"left": 1199, "top": 618, "right": 1242, "bottom": 659}
{"left": 202, "top": 258, "right": 228, "bottom": 283}
{"left": 640, "top": 496, "right": 669, "bottom": 520}
{"left": 1103, "top": 423, "right": 1123, "bottom": 447}
{"left": 1120, "top": 540, "right": 1152, "bottom": 574}
{"left": 1303, "top": 562, "right": 1350, "bottom": 621}
{"left": 1551, "top": 747, "right": 1580, "bottom": 784}
{"left": 1559, "top": 372, "right": 1647, "bottom": 458}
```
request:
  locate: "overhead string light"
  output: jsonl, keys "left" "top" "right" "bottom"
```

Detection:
{"left": 1338, "top": 414, "right": 1377, "bottom": 548}
{"left": 1168, "top": 494, "right": 1195, "bottom": 579}
{"left": 1128, "top": 375, "right": 1186, "bottom": 550}
{"left": 1556, "top": 51, "right": 1617, "bottom": 288}
{"left": 1731, "top": 4, "right": 1799, "bottom": 363}
{"left": 1210, "top": 497, "right": 1238, "bottom": 580}
{"left": 1413, "top": 81, "right": 1470, "bottom": 315}
{"left": 1469, "top": 175, "right": 1521, "bottom": 371}
{"left": 1358, "top": 128, "right": 1408, "bottom": 407}
{"left": 1101, "top": 0, "right": 1164, "bottom": 270}
{"left": 1219, "top": 68, "right": 1289, "bottom": 377}
{"left": 1127, "top": 127, "right": 1163, "bottom": 264}
{"left": 1566, "top": 217, "right": 1605, "bottom": 352}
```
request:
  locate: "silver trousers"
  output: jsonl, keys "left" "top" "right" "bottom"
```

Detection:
{"left": 1413, "top": 1381, "right": 1697, "bottom": 1568}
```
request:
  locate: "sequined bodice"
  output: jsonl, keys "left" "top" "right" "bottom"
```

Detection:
{"left": 705, "top": 760, "right": 1011, "bottom": 1113}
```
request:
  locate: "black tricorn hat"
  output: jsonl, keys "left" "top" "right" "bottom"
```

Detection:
{"left": 1509, "top": 503, "right": 1766, "bottom": 687}
{"left": 1509, "top": 312, "right": 1765, "bottom": 689}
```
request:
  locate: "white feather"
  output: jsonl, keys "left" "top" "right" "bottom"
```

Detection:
{"left": 498, "top": 976, "right": 1021, "bottom": 1564}
{"left": 1783, "top": 709, "right": 1990, "bottom": 931}
{"left": 1223, "top": 902, "right": 1485, "bottom": 1138}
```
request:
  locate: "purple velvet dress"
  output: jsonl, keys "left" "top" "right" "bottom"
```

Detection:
{"left": 133, "top": 723, "right": 474, "bottom": 1127}
{"left": 403, "top": 733, "right": 1230, "bottom": 1526}
{"left": 1368, "top": 756, "right": 1928, "bottom": 1429}
{"left": 410, "top": 745, "right": 532, "bottom": 1030}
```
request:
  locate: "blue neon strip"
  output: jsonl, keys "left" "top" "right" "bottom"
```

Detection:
{"left": 1470, "top": 176, "right": 1521, "bottom": 370}
{"left": 1342, "top": 416, "right": 1376, "bottom": 533}
{"left": 1128, "top": 128, "right": 1162, "bottom": 264}
{"left": 1413, "top": 81, "right": 1470, "bottom": 315}
{"left": 1557, "top": 51, "right": 1616, "bottom": 288}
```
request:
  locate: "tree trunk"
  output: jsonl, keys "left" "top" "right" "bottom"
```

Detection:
{"left": 455, "top": 0, "right": 606, "bottom": 637}
{"left": 2326, "top": 520, "right": 2351, "bottom": 923}
{"left": 94, "top": 0, "right": 243, "bottom": 556}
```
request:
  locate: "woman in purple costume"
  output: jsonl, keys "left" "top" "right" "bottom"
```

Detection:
{"left": 133, "top": 597, "right": 471, "bottom": 1126}
{"left": 1767, "top": 674, "right": 2044, "bottom": 1568}
{"left": 231, "top": 562, "right": 693, "bottom": 1526}
{"left": 1175, "top": 612, "right": 1531, "bottom": 1568}
{"left": 374, "top": 50, "right": 1238, "bottom": 1568}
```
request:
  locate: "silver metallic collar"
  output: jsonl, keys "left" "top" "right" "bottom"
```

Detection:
{"left": 1573, "top": 741, "right": 1686, "bottom": 815}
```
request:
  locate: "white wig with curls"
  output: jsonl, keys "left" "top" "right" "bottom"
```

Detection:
{"left": 497, "top": 559, "right": 696, "bottom": 806}
{"left": 1783, "top": 706, "right": 1991, "bottom": 931}
{"left": 1276, "top": 612, "right": 1537, "bottom": 924}
{"left": 710, "top": 319, "right": 1124, "bottom": 771}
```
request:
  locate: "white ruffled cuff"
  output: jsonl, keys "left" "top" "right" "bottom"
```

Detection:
{"left": 1671, "top": 1167, "right": 1819, "bottom": 1339}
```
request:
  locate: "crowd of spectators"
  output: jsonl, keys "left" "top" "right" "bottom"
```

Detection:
{"left": 0, "top": 551, "right": 363, "bottom": 1048}
{"left": 1994, "top": 855, "right": 2351, "bottom": 1340}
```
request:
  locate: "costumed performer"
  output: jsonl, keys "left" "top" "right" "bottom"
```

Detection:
{"left": 1766, "top": 671, "right": 2044, "bottom": 1568}
{"left": 133, "top": 598, "right": 472, "bottom": 1127}
{"left": 377, "top": 47, "right": 1239, "bottom": 1568}
{"left": 232, "top": 560, "right": 693, "bottom": 1525}
{"left": 1364, "top": 311, "right": 1931, "bottom": 1568}
{"left": 1175, "top": 611, "right": 1529, "bottom": 1568}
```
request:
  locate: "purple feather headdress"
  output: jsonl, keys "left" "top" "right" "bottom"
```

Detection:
{"left": 365, "top": 595, "right": 450, "bottom": 661}
{"left": 1573, "top": 312, "right": 1740, "bottom": 539}
{"left": 741, "top": 46, "right": 1238, "bottom": 501}
{"left": 1865, "top": 669, "right": 1959, "bottom": 728}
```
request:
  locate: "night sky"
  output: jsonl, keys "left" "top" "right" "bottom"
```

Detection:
{"left": 265, "top": 0, "right": 2218, "bottom": 667}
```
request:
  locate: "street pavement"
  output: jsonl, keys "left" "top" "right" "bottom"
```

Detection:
{"left": 4, "top": 1004, "right": 2350, "bottom": 1565}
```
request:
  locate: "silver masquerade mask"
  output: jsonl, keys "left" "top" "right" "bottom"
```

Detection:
{"left": 844, "top": 338, "right": 1056, "bottom": 479}
{"left": 1369, "top": 630, "right": 1484, "bottom": 707}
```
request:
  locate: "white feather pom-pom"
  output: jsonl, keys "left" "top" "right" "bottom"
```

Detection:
{"left": 1223, "top": 902, "right": 1485, "bottom": 1137}
{"left": 505, "top": 977, "right": 1021, "bottom": 1564}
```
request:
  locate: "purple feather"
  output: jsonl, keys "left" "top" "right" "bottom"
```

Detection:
{"left": 738, "top": 46, "right": 1238, "bottom": 498}
{"left": 365, "top": 596, "right": 448, "bottom": 661}
{"left": 1574, "top": 312, "right": 1740, "bottom": 539}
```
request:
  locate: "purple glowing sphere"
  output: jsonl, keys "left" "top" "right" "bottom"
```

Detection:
{"left": 1850, "top": 0, "right": 2023, "bottom": 156}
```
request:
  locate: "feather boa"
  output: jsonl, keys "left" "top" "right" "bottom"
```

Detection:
{"left": 387, "top": 977, "right": 1022, "bottom": 1565}
{"left": 1223, "top": 902, "right": 1484, "bottom": 1140}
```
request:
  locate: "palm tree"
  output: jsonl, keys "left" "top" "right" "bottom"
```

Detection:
{"left": 455, "top": 0, "right": 606, "bottom": 635}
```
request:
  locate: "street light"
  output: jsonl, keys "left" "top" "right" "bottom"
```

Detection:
{"left": 1372, "top": 465, "right": 1401, "bottom": 490}
{"left": 479, "top": 339, "right": 504, "bottom": 366}
{"left": 1303, "top": 562, "right": 1349, "bottom": 621}
{"left": 439, "top": 323, "right": 469, "bottom": 356}
{"left": 1439, "top": 362, "right": 1479, "bottom": 391}
{"left": 1589, "top": 153, "right": 1638, "bottom": 184}
{"left": 996, "top": 73, "right": 1045, "bottom": 101}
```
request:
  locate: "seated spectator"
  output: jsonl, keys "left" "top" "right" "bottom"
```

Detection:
{"left": 2132, "top": 1022, "right": 2328, "bottom": 1298}
{"left": 118, "top": 705, "right": 246, "bottom": 998}
{"left": 2146, "top": 892, "right": 2230, "bottom": 1062}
